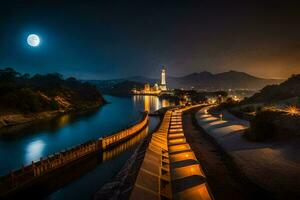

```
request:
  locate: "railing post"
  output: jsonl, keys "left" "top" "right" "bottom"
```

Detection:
{"left": 32, "top": 161, "right": 36, "bottom": 176}
{"left": 10, "top": 170, "right": 14, "bottom": 186}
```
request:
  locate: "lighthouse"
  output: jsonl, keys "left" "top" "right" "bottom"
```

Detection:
{"left": 160, "top": 66, "right": 167, "bottom": 91}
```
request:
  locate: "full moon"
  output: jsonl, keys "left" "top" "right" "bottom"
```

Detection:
{"left": 27, "top": 34, "right": 40, "bottom": 47}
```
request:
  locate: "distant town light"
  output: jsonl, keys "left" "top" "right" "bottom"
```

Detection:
{"left": 231, "top": 95, "right": 241, "bottom": 101}
{"left": 208, "top": 98, "right": 216, "bottom": 104}
{"left": 132, "top": 66, "right": 168, "bottom": 95}
{"left": 219, "top": 113, "right": 223, "bottom": 120}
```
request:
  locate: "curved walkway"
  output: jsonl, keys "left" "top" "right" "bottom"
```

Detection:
{"left": 196, "top": 106, "right": 300, "bottom": 200}
{"left": 129, "top": 105, "right": 213, "bottom": 200}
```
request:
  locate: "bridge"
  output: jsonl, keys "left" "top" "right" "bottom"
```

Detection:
{"left": 0, "top": 112, "right": 149, "bottom": 198}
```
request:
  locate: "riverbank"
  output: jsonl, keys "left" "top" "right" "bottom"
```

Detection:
{"left": 196, "top": 106, "right": 300, "bottom": 200}
{"left": 0, "top": 103, "right": 104, "bottom": 131}
{"left": 0, "top": 95, "right": 164, "bottom": 199}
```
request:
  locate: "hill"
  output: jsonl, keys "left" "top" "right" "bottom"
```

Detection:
{"left": 98, "top": 80, "right": 144, "bottom": 96}
{"left": 167, "top": 71, "right": 281, "bottom": 90}
{"left": 89, "top": 70, "right": 282, "bottom": 92}
{"left": 0, "top": 68, "right": 105, "bottom": 115}
{"left": 242, "top": 74, "right": 300, "bottom": 104}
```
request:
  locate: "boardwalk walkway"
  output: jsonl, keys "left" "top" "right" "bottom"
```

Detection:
{"left": 129, "top": 105, "right": 213, "bottom": 200}
{"left": 196, "top": 106, "right": 300, "bottom": 200}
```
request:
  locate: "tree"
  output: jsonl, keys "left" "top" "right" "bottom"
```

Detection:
{"left": 0, "top": 67, "right": 104, "bottom": 113}
{"left": 0, "top": 67, "right": 20, "bottom": 82}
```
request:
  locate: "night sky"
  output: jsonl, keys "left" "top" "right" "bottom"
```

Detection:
{"left": 0, "top": 0, "right": 300, "bottom": 79}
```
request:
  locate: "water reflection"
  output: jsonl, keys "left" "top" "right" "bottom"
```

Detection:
{"left": 133, "top": 95, "right": 174, "bottom": 112}
{"left": 0, "top": 95, "right": 165, "bottom": 199}
{"left": 46, "top": 122, "right": 157, "bottom": 200}
{"left": 162, "top": 99, "right": 170, "bottom": 107}
{"left": 0, "top": 95, "right": 168, "bottom": 176}
{"left": 144, "top": 95, "right": 150, "bottom": 112}
{"left": 58, "top": 115, "right": 70, "bottom": 128}
{"left": 25, "top": 140, "right": 45, "bottom": 163}
{"left": 0, "top": 109, "right": 99, "bottom": 140}
{"left": 103, "top": 126, "right": 149, "bottom": 161}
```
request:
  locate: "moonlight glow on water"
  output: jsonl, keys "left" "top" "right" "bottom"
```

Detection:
{"left": 27, "top": 34, "right": 40, "bottom": 47}
{"left": 0, "top": 95, "right": 165, "bottom": 199}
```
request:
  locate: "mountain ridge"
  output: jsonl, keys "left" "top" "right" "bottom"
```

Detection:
{"left": 242, "top": 74, "right": 300, "bottom": 104}
{"left": 89, "top": 70, "right": 283, "bottom": 91}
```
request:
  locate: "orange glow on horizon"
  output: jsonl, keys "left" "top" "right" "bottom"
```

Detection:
{"left": 285, "top": 105, "right": 300, "bottom": 116}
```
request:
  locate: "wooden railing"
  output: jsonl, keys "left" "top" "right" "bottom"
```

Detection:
{"left": 102, "top": 112, "right": 149, "bottom": 149}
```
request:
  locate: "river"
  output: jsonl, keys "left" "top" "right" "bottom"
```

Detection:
{"left": 0, "top": 95, "right": 174, "bottom": 199}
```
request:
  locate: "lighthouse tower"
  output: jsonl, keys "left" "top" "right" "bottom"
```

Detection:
{"left": 160, "top": 66, "right": 167, "bottom": 91}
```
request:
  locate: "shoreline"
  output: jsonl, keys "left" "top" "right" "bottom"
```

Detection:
{"left": 0, "top": 102, "right": 105, "bottom": 132}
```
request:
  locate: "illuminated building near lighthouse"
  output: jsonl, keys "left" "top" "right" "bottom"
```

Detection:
{"left": 160, "top": 66, "right": 167, "bottom": 91}
{"left": 132, "top": 65, "right": 170, "bottom": 95}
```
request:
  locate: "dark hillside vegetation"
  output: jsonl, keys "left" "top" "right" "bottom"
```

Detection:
{"left": 242, "top": 74, "right": 300, "bottom": 104}
{"left": 0, "top": 68, "right": 105, "bottom": 114}
{"left": 97, "top": 80, "right": 144, "bottom": 96}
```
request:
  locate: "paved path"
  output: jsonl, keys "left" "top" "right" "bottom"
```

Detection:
{"left": 196, "top": 106, "right": 300, "bottom": 200}
{"left": 182, "top": 110, "right": 252, "bottom": 200}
